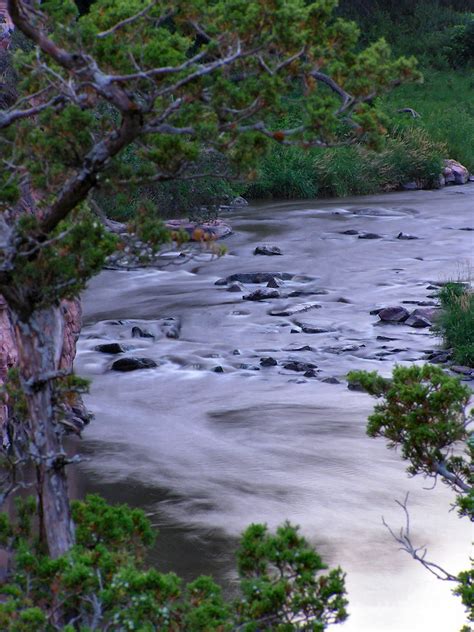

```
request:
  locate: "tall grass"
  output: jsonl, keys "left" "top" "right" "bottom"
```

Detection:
{"left": 246, "top": 127, "right": 444, "bottom": 200}
{"left": 436, "top": 283, "right": 474, "bottom": 367}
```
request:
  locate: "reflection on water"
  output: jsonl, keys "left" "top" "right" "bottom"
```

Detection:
{"left": 76, "top": 185, "right": 474, "bottom": 631}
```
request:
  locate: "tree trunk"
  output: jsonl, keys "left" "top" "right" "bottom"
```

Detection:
{"left": 11, "top": 305, "right": 75, "bottom": 557}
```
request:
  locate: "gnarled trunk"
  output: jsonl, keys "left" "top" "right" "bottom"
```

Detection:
{"left": 10, "top": 305, "right": 75, "bottom": 557}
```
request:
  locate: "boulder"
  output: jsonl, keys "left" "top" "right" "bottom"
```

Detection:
{"left": 254, "top": 245, "right": 282, "bottom": 256}
{"left": 95, "top": 343, "right": 126, "bottom": 354}
{"left": 112, "top": 357, "right": 157, "bottom": 371}
{"left": 227, "top": 282, "right": 245, "bottom": 293}
{"left": 443, "top": 159, "right": 469, "bottom": 185}
{"left": 405, "top": 307, "right": 439, "bottom": 328}
{"left": 260, "top": 357, "right": 278, "bottom": 367}
{"left": 378, "top": 306, "right": 409, "bottom": 323}
{"left": 131, "top": 326, "right": 155, "bottom": 339}
{"left": 230, "top": 196, "right": 248, "bottom": 206}
{"left": 283, "top": 360, "right": 317, "bottom": 373}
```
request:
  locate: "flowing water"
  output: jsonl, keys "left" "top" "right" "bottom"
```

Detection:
{"left": 75, "top": 185, "right": 474, "bottom": 631}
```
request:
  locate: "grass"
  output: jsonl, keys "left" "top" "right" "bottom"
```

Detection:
{"left": 436, "top": 283, "right": 474, "bottom": 367}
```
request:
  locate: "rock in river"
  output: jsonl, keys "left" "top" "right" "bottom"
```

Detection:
{"left": 243, "top": 288, "right": 280, "bottom": 301}
{"left": 254, "top": 245, "right": 282, "bottom": 256}
{"left": 112, "top": 357, "right": 157, "bottom": 371}
{"left": 260, "top": 357, "right": 278, "bottom": 367}
{"left": 378, "top": 306, "right": 409, "bottom": 323}
{"left": 95, "top": 343, "right": 126, "bottom": 354}
{"left": 215, "top": 272, "right": 293, "bottom": 285}
{"left": 269, "top": 302, "right": 322, "bottom": 317}
{"left": 283, "top": 360, "right": 317, "bottom": 373}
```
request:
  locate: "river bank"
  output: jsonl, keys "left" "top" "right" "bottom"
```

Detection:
{"left": 75, "top": 184, "right": 473, "bottom": 631}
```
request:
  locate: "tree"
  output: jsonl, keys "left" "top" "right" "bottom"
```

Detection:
{"left": 0, "top": 494, "right": 348, "bottom": 630}
{"left": 348, "top": 364, "right": 473, "bottom": 629}
{"left": 0, "top": 0, "right": 418, "bottom": 558}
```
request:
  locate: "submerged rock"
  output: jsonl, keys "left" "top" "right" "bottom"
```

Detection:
{"left": 216, "top": 272, "right": 292, "bottom": 285}
{"left": 254, "top": 245, "right": 282, "bottom": 256}
{"left": 112, "top": 357, "right": 157, "bottom": 371}
{"left": 293, "top": 321, "right": 329, "bottom": 334}
{"left": 131, "top": 326, "right": 155, "bottom": 339}
{"left": 95, "top": 343, "right": 126, "bottom": 354}
{"left": 260, "top": 357, "right": 278, "bottom": 367}
{"left": 243, "top": 288, "right": 280, "bottom": 301}
{"left": 269, "top": 302, "right": 321, "bottom": 317}
{"left": 283, "top": 360, "right": 317, "bottom": 373}
{"left": 358, "top": 232, "right": 382, "bottom": 239}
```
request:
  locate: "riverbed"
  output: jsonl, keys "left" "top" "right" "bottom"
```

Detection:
{"left": 75, "top": 185, "right": 474, "bottom": 631}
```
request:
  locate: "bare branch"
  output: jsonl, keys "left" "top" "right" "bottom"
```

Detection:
{"left": 0, "top": 96, "right": 67, "bottom": 129}
{"left": 382, "top": 494, "right": 457, "bottom": 582}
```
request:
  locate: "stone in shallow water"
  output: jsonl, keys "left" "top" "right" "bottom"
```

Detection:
{"left": 283, "top": 360, "right": 317, "bottom": 373}
{"left": 213, "top": 366, "right": 224, "bottom": 373}
{"left": 340, "top": 229, "right": 359, "bottom": 235}
{"left": 358, "top": 232, "right": 382, "bottom": 239}
{"left": 260, "top": 357, "right": 278, "bottom": 367}
{"left": 243, "top": 288, "right": 280, "bottom": 301}
{"left": 95, "top": 343, "right": 126, "bottom": 354}
{"left": 378, "top": 306, "right": 409, "bottom": 323}
{"left": 112, "top": 357, "right": 157, "bottom": 371}
{"left": 216, "top": 272, "right": 293, "bottom": 285}
{"left": 131, "top": 326, "right": 155, "bottom": 339}
{"left": 321, "top": 377, "right": 341, "bottom": 384}
{"left": 227, "top": 282, "right": 245, "bottom": 293}
{"left": 269, "top": 302, "right": 321, "bottom": 317}
{"left": 254, "top": 245, "right": 282, "bottom": 256}
{"left": 397, "top": 232, "right": 419, "bottom": 240}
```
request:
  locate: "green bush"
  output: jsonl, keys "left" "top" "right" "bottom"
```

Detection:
{"left": 0, "top": 495, "right": 348, "bottom": 631}
{"left": 436, "top": 283, "right": 474, "bottom": 367}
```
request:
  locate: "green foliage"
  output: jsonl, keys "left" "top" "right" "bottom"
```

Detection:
{"left": 349, "top": 363, "right": 473, "bottom": 627}
{"left": 435, "top": 283, "right": 474, "bottom": 367}
{"left": 236, "top": 522, "right": 348, "bottom": 630}
{"left": 347, "top": 364, "right": 471, "bottom": 485}
{"left": 0, "top": 496, "right": 347, "bottom": 631}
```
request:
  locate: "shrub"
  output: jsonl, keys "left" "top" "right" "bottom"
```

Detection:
{"left": 436, "top": 283, "right": 474, "bottom": 367}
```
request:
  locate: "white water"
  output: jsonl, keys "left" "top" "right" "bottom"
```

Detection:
{"left": 75, "top": 185, "right": 474, "bottom": 631}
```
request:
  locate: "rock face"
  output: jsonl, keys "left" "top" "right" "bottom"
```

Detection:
{"left": 111, "top": 357, "right": 157, "bottom": 372}
{"left": 254, "top": 245, "right": 282, "bottom": 256}
{"left": 443, "top": 159, "right": 469, "bottom": 185}
{"left": 378, "top": 306, "right": 409, "bottom": 323}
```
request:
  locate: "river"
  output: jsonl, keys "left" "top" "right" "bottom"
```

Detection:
{"left": 75, "top": 185, "right": 474, "bottom": 631}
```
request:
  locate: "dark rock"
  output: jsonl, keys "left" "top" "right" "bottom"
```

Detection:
{"left": 426, "top": 284, "right": 440, "bottom": 290}
{"left": 269, "top": 302, "right": 321, "bottom": 317}
{"left": 293, "top": 321, "right": 329, "bottom": 334}
{"left": 397, "top": 232, "right": 419, "bottom": 240}
{"left": 283, "top": 345, "right": 315, "bottom": 352}
{"left": 406, "top": 308, "right": 439, "bottom": 327}
{"left": 450, "top": 365, "right": 473, "bottom": 376}
{"left": 322, "top": 377, "right": 341, "bottom": 384}
{"left": 213, "top": 366, "right": 224, "bottom": 373}
{"left": 227, "top": 282, "right": 245, "bottom": 293}
{"left": 162, "top": 317, "right": 181, "bottom": 339}
{"left": 254, "top": 245, "right": 282, "bottom": 256}
{"left": 401, "top": 181, "right": 420, "bottom": 190}
{"left": 112, "top": 357, "right": 157, "bottom": 371}
{"left": 267, "top": 277, "right": 284, "bottom": 289}
{"left": 243, "top": 288, "right": 280, "bottom": 301}
{"left": 376, "top": 335, "right": 398, "bottom": 341}
{"left": 217, "top": 272, "right": 292, "bottom": 285}
{"left": 378, "top": 306, "right": 409, "bottom": 323}
{"left": 336, "top": 297, "right": 352, "bottom": 303}
{"left": 405, "top": 314, "right": 431, "bottom": 328}
{"left": 95, "top": 343, "right": 126, "bottom": 354}
{"left": 458, "top": 227, "right": 474, "bottom": 231}
{"left": 340, "top": 229, "right": 359, "bottom": 235}
{"left": 426, "top": 350, "right": 452, "bottom": 364}
{"left": 260, "top": 357, "right": 278, "bottom": 367}
{"left": 288, "top": 289, "right": 328, "bottom": 297}
{"left": 232, "top": 349, "right": 241, "bottom": 355}
{"left": 230, "top": 195, "right": 248, "bottom": 206}
{"left": 347, "top": 380, "right": 366, "bottom": 391}
{"left": 370, "top": 308, "right": 382, "bottom": 316}
{"left": 283, "top": 361, "right": 317, "bottom": 373}
{"left": 358, "top": 232, "right": 382, "bottom": 239}
{"left": 303, "top": 369, "right": 318, "bottom": 377}
{"left": 131, "top": 326, "right": 155, "bottom": 339}
{"left": 239, "top": 364, "right": 260, "bottom": 371}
